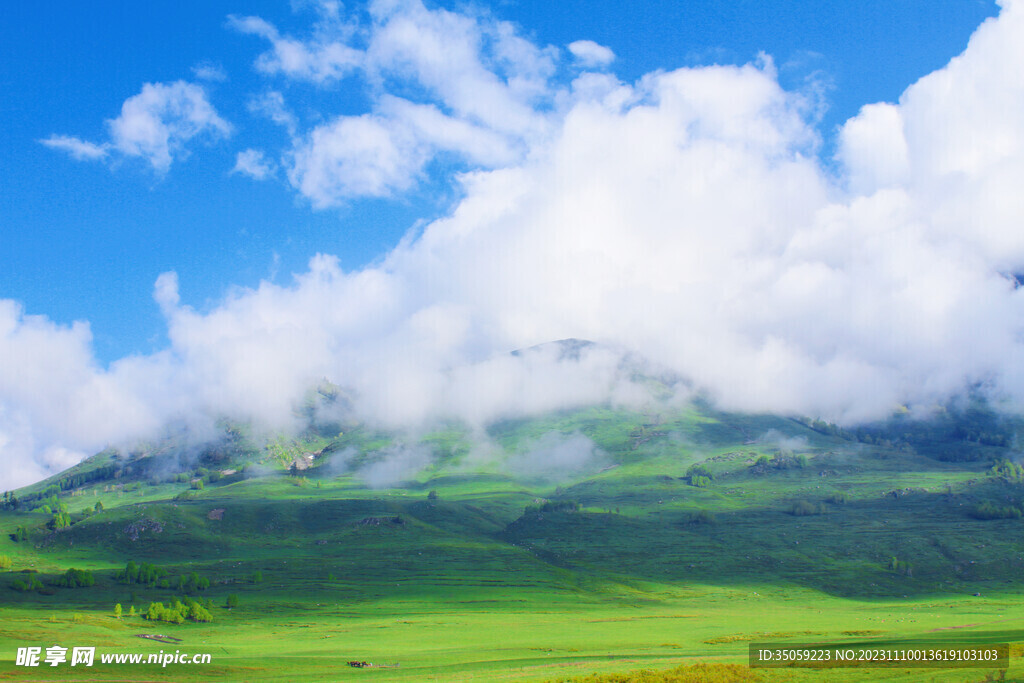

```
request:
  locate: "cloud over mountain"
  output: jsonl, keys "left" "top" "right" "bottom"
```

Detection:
{"left": 7, "top": 0, "right": 1024, "bottom": 486}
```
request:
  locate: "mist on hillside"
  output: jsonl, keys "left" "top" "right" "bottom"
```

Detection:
{"left": 5, "top": 1, "right": 1024, "bottom": 486}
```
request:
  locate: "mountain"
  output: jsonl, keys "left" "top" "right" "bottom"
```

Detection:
{"left": 1, "top": 384, "right": 1023, "bottom": 681}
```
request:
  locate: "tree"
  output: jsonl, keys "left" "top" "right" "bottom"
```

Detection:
{"left": 128, "top": 605, "right": 136, "bottom": 617}
{"left": 226, "top": 594, "right": 239, "bottom": 608}
{"left": 48, "top": 512, "right": 71, "bottom": 530}
{"left": 114, "top": 603, "right": 122, "bottom": 619}
{"left": 427, "top": 490, "right": 438, "bottom": 501}
{"left": 686, "top": 464, "right": 713, "bottom": 483}
{"left": 94, "top": 500, "right": 104, "bottom": 513}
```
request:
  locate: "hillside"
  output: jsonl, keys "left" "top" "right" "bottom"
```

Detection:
{"left": 1, "top": 400, "right": 1023, "bottom": 681}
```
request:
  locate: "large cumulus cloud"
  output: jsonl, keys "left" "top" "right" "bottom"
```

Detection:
{"left": 7, "top": 0, "right": 1024, "bottom": 487}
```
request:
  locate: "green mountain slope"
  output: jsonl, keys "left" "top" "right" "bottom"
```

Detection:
{"left": 1, "top": 401, "right": 1023, "bottom": 681}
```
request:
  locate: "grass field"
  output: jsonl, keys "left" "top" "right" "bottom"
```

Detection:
{"left": 1, "top": 403, "right": 1023, "bottom": 681}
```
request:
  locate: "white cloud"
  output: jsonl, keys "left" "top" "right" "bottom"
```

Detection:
{"left": 286, "top": 96, "right": 518, "bottom": 205}
{"left": 248, "top": 91, "right": 298, "bottom": 136}
{"left": 357, "top": 443, "right": 432, "bottom": 488}
{"left": 287, "top": 113, "right": 425, "bottom": 204}
{"left": 367, "top": 0, "right": 552, "bottom": 138}
{"left": 43, "top": 81, "right": 231, "bottom": 172}
{"left": 192, "top": 61, "right": 227, "bottom": 81}
{"left": 108, "top": 81, "right": 232, "bottom": 172}
{"left": 229, "top": 0, "right": 558, "bottom": 206}
{"left": 505, "top": 432, "right": 605, "bottom": 482}
{"left": 232, "top": 149, "right": 275, "bottom": 180}
{"left": 839, "top": 0, "right": 1024, "bottom": 269}
{"left": 379, "top": 96, "right": 517, "bottom": 166}
{"left": 39, "top": 135, "right": 109, "bottom": 161}
{"left": 567, "top": 40, "right": 615, "bottom": 68}
{"left": 837, "top": 102, "right": 909, "bottom": 194}
{"left": 228, "top": 13, "right": 361, "bottom": 84}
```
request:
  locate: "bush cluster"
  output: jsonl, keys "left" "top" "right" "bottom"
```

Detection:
{"left": 786, "top": 500, "right": 826, "bottom": 516}
{"left": 524, "top": 500, "right": 581, "bottom": 515}
{"left": 687, "top": 510, "right": 717, "bottom": 525}
{"left": 117, "top": 561, "right": 168, "bottom": 586}
{"left": 11, "top": 577, "right": 43, "bottom": 592}
{"left": 116, "top": 562, "right": 211, "bottom": 593}
{"left": 56, "top": 568, "right": 95, "bottom": 588}
{"left": 990, "top": 459, "right": 1024, "bottom": 482}
{"left": 145, "top": 597, "right": 214, "bottom": 624}
{"left": 685, "top": 464, "right": 713, "bottom": 487}
{"left": 969, "top": 501, "right": 1023, "bottom": 520}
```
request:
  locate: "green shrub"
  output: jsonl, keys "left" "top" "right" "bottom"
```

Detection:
{"left": 116, "top": 561, "right": 168, "bottom": 586}
{"left": 47, "top": 511, "right": 71, "bottom": 530}
{"left": 56, "top": 568, "right": 95, "bottom": 588}
{"left": 685, "top": 464, "right": 713, "bottom": 483}
{"left": 786, "top": 500, "right": 826, "bottom": 516}
{"left": 825, "top": 492, "right": 849, "bottom": 504}
{"left": 11, "top": 576, "right": 44, "bottom": 592}
{"left": 968, "top": 501, "right": 1023, "bottom": 520}
{"left": 989, "top": 459, "right": 1024, "bottom": 481}
{"left": 145, "top": 597, "right": 214, "bottom": 624}
{"left": 0, "top": 555, "right": 11, "bottom": 570}
{"left": 888, "top": 556, "right": 913, "bottom": 576}
{"left": 524, "top": 500, "right": 581, "bottom": 516}
{"left": 687, "top": 510, "right": 717, "bottom": 525}
{"left": 181, "top": 571, "right": 210, "bottom": 593}
{"left": 690, "top": 475, "right": 711, "bottom": 488}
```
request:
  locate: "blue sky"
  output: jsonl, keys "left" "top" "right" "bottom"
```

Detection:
{"left": 0, "top": 0, "right": 997, "bottom": 363}
{"left": 7, "top": 0, "right": 1024, "bottom": 487}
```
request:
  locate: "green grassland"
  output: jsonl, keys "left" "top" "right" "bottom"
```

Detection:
{"left": 1, "top": 402, "right": 1023, "bottom": 681}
